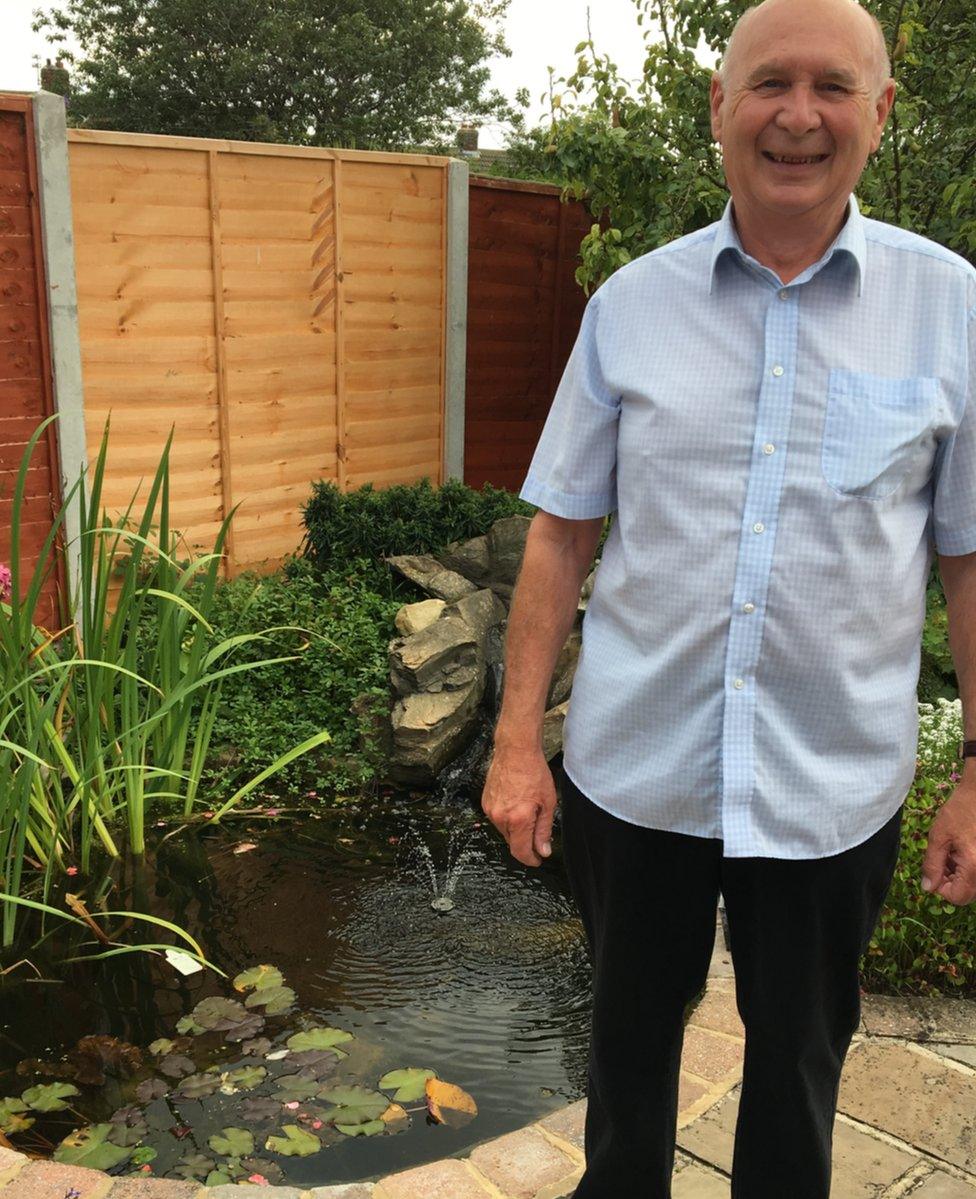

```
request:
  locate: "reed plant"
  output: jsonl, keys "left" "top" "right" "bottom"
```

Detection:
{"left": 0, "top": 417, "right": 331, "bottom": 948}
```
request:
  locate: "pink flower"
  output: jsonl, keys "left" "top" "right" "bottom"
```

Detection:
{"left": 66, "top": 866, "right": 79, "bottom": 876}
{"left": 312, "top": 1119, "right": 323, "bottom": 1129}
{"left": 265, "top": 808, "right": 281, "bottom": 817}
{"left": 284, "top": 1100, "right": 300, "bottom": 1109}
{"left": 0, "top": 564, "right": 10, "bottom": 601}
{"left": 247, "top": 1174, "right": 270, "bottom": 1186}
{"left": 305, "top": 790, "right": 318, "bottom": 798}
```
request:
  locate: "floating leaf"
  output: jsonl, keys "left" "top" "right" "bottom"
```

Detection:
{"left": 135, "top": 1078, "right": 169, "bottom": 1104}
{"left": 318, "top": 1085, "right": 389, "bottom": 1126}
{"left": 239, "top": 1037, "right": 273, "bottom": 1058}
{"left": 173, "top": 1151, "right": 216, "bottom": 1180}
{"left": 0, "top": 1098, "right": 32, "bottom": 1135}
{"left": 285, "top": 1027, "right": 353, "bottom": 1054}
{"left": 222, "top": 1065, "right": 267, "bottom": 1092}
{"left": 205, "top": 1168, "right": 234, "bottom": 1186}
{"left": 239, "top": 1156, "right": 284, "bottom": 1184}
{"left": 244, "top": 985, "right": 295, "bottom": 1015}
{"left": 191, "top": 997, "right": 250, "bottom": 1031}
{"left": 273, "top": 1073, "right": 321, "bottom": 1103}
{"left": 265, "top": 1048, "right": 290, "bottom": 1062}
{"left": 22, "top": 1082, "right": 80, "bottom": 1112}
{"left": 176, "top": 1071, "right": 221, "bottom": 1099}
{"left": 335, "top": 1118, "right": 385, "bottom": 1136}
{"left": 224, "top": 1012, "right": 266, "bottom": 1043}
{"left": 106, "top": 1111, "right": 148, "bottom": 1148}
{"left": 158, "top": 1054, "right": 195, "bottom": 1079}
{"left": 378, "top": 1067, "right": 438, "bottom": 1103}
{"left": 234, "top": 965, "right": 284, "bottom": 993}
{"left": 130, "top": 1145, "right": 157, "bottom": 1166}
{"left": 381, "top": 1101, "right": 410, "bottom": 1130}
{"left": 176, "top": 1015, "right": 205, "bottom": 1036}
{"left": 425, "top": 1078, "right": 478, "bottom": 1129}
{"left": 286, "top": 1049, "right": 339, "bottom": 1078}
{"left": 209, "top": 1126, "right": 255, "bottom": 1157}
{"left": 148, "top": 1039, "right": 175, "bottom": 1057}
{"left": 265, "top": 1123, "right": 321, "bottom": 1157}
{"left": 239, "top": 1096, "right": 282, "bottom": 1124}
{"left": 53, "top": 1123, "right": 133, "bottom": 1171}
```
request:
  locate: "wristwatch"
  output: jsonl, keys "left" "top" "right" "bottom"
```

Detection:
{"left": 959, "top": 740, "right": 976, "bottom": 758}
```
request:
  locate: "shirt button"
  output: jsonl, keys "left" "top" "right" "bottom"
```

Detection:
{"left": 772, "top": 365, "right": 785, "bottom": 377}
{"left": 742, "top": 602, "right": 756, "bottom": 614}
{"left": 762, "top": 443, "right": 775, "bottom": 455}
{"left": 753, "top": 522, "right": 765, "bottom": 533}
{"left": 733, "top": 678, "right": 745, "bottom": 689}
{"left": 778, "top": 289, "right": 789, "bottom": 300}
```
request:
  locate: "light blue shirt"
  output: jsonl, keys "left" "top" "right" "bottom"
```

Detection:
{"left": 519, "top": 194, "right": 976, "bottom": 858}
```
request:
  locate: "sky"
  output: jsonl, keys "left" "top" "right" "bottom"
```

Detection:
{"left": 0, "top": 0, "right": 714, "bottom": 149}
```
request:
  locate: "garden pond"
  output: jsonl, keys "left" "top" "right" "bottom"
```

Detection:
{"left": 0, "top": 786, "right": 592, "bottom": 1188}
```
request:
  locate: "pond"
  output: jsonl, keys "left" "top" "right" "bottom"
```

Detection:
{"left": 0, "top": 786, "right": 592, "bottom": 1188}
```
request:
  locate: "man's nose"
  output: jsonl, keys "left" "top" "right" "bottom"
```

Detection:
{"left": 775, "top": 85, "right": 823, "bottom": 136}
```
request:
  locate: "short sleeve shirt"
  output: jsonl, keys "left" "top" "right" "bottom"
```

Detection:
{"left": 519, "top": 194, "right": 976, "bottom": 858}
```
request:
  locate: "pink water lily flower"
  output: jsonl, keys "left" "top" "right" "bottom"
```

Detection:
{"left": 0, "top": 564, "right": 11, "bottom": 601}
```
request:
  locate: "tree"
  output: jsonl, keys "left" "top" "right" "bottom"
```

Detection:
{"left": 530, "top": 0, "right": 976, "bottom": 293}
{"left": 32, "top": 0, "right": 516, "bottom": 151}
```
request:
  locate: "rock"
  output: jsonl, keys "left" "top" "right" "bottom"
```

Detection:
{"left": 386, "top": 554, "right": 478, "bottom": 602}
{"left": 579, "top": 566, "right": 598, "bottom": 611}
{"left": 543, "top": 701, "right": 570, "bottom": 761}
{"left": 486, "top": 515, "right": 533, "bottom": 585}
{"left": 436, "top": 534, "right": 492, "bottom": 586}
{"left": 395, "top": 599, "right": 446, "bottom": 636}
{"left": 389, "top": 614, "right": 480, "bottom": 697}
{"left": 390, "top": 678, "right": 485, "bottom": 783}
{"left": 547, "top": 629, "right": 582, "bottom": 708}
{"left": 453, "top": 588, "right": 507, "bottom": 639}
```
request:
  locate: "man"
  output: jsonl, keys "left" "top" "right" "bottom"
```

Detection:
{"left": 480, "top": 0, "right": 976, "bottom": 1195}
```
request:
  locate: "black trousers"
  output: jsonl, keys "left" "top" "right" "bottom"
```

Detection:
{"left": 558, "top": 764, "right": 903, "bottom": 1199}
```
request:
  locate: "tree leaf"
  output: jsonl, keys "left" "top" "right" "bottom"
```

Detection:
{"left": 209, "top": 1126, "right": 255, "bottom": 1157}
{"left": 425, "top": 1078, "right": 478, "bottom": 1128}
{"left": 378, "top": 1067, "right": 438, "bottom": 1102}
{"left": 22, "top": 1082, "right": 80, "bottom": 1112}
{"left": 53, "top": 1123, "right": 133, "bottom": 1171}
{"left": 264, "top": 1123, "right": 321, "bottom": 1157}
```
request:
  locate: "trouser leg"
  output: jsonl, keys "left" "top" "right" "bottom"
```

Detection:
{"left": 558, "top": 766, "right": 723, "bottom": 1198}
{"left": 721, "top": 805, "right": 903, "bottom": 1199}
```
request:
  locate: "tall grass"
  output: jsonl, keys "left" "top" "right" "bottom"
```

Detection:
{"left": 0, "top": 417, "right": 330, "bottom": 948}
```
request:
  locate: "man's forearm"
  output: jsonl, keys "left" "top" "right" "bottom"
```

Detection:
{"left": 493, "top": 514, "right": 603, "bottom": 752}
{"left": 938, "top": 551, "right": 976, "bottom": 781}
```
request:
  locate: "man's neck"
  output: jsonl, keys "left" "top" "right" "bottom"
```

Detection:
{"left": 731, "top": 200, "right": 850, "bottom": 285}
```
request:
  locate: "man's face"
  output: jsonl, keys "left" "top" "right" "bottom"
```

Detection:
{"left": 709, "top": 0, "right": 895, "bottom": 227}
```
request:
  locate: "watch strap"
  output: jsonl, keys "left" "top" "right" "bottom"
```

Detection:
{"left": 960, "top": 740, "right": 976, "bottom": 758}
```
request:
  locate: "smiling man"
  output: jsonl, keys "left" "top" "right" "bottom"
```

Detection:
{"left": 481, "top": 0, "right": 976, "bottom": 1195}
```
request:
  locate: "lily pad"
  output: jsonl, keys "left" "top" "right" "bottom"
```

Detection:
{"left": 222, "top": 1065, "right": 267, "bottom": 1092}
{"left": 135, "top": 1078, "right": 169, "bottom": 1104}
{"left": 158, "top": 1054, "right": 195, "bottom": 1079}
{"left": 209, "top": 1126, "right": 255, "bottom": 1157}
{"left": 148, "top": 1038, "right": 175, "bottom": 1056}
{"left": 318, "top": 1085, "right": 390, "bottom": 1126}
{"left": 244, "top": 984, "right": 295, "bottom": 1015}
{"left": 285, "top": 1027, "right": 353, "bottom": 1054}
{"left": 108, "top": 1106, "right": 149, "bottom": 1146}
{"left": 265, "top": 1123, "right": 321, "bottom": 1157}
{"left": 239, "top": 1096, "right": 282, "bottom": 1124}
{"left": 287, "top": 1049, "right": 340, "bottom": 1078}
{"left": 335, "top": 1118, "right": 385, "bottom": 1136}
{"left": 0, "top": 1097, "right": 32, "bottom": 1135}
{"left": 239, "top": 1156, "right": 285, "bottom": 1184}
{"left": 130, "top": 1145, "right": 157, "bottom": 1166}
{"left": 22, "top": 1082, "right": 80, "bottom": 1112}
{"left": 272, "top": 1073, "right": 322, "bottom": 1103}
{"left": 191, "top": 996, "right": 250, "bottom": 1032}
{"left": 176, "top": 1071, "right": 222, "bottom": 1099}
{"left": 378, "top": 1067, "right": 438, "bottom": 1103}
{"left": 173, "top": 1150, "right": 216, "bottom": 1180}
{"left": 53, "top": 1123, "right": 133, "bottom": 1171}
{"left": 234, "top": 965, "right": 284, "bottom": 993}
{"left": 176, "top": 1014, "right": 205, "bottom": 1036}
{"left": 239, "top": 1036, "right": 272, "bottom": 1058}
{"left": 224, "top": 1012, "right": 267, "bottom": 1043}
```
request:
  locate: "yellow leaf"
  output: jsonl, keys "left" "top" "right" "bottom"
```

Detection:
{"left": 380, "top": 1101, "right": 408, "bottom": 1126}
{"left": 425, "top": 1078, "right": 478, "bottom": 1128}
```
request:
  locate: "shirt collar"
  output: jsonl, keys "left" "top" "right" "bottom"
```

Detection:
{"left": 708, "top": 192, "right": 866, "bottom": 297}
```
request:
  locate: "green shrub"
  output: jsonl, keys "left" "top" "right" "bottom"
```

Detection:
{"left": 862, "top": 698, "right": 976, "bottom": 996}
{"left": 300, "top": 477, "right": 536, "bottom": 570}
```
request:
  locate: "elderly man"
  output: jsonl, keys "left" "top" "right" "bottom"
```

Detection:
{"left": 481, "top": 0, "right": 976, "bottom": 1195}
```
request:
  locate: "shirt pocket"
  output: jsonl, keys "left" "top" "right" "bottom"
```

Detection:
{"left": 822, "top": 369, "right": 942, "bottom": 500}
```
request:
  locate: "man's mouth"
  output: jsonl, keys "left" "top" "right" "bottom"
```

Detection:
{"left": 762, "top": 151, "right": 830, "bottom": 165}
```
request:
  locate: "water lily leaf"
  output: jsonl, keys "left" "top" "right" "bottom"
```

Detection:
{"left": 176, "top": 1071, "right": 221, "bottom": 1099}
{"left": 286, "top": 1027, "right": 353, "bottom": 1053}
{"left": 209, "top": 1126, "right": 254, "bottom": 1157}
{"left": 148, "top": 1038, "right": 175, "bottom": 1056}
{"left": 205, "top": 1168, "right": 234, "bottom": 1186}
{"left": 234, "top": 965, "right": 284, "bottom": 993}
{"left": 239, "top": 1156, "right": 284, "bottom": 1184}
{"left": 265, "top": 1123, "right": 321, "bottom": 1157}
{"left": 286, "top": 1050, "right": 339, "bottom": 1078}
{"left": 239, "top": 1096, "right": 282, "bottom": 1124}
{"left": 380, "top": 1101, "right": 409, "bottom": 1130}
{"left": 22, "top": 1082, "right": 80, "bottom": 1112}
{"left": 335, "top": 1118, "right": 385, "bottom": 1136}
{"left": 0, "top": 1098, "right": 32, "bottom": 1135}
{"left": 158, "top": 1054, "right": 195, "bottom": 1079}
{"left": 135, "top": 1078, "right": 169, "bottom": 1103}
{"left": 108, "top": 1106, "right": 148, "bottom": 1145}
{"left": 244, "top": 984, "right": 295, "bottom": 1015}
{"left": 53, "top": 1123, "right": 133, "bottom": 1171}
{"left": 191, "top": 996, "right": 250, "bottom": 1031}
{"left": 176, "top": 1015, "right": 205, "bottom": 1036}
{"left": 425, "top": 1078, "right": 478, "bottom": 1128}
{"left": 224, "top": 1012, "right": 266, "bottom": 1043}
{"left": 130, "top": 1145, "right": 157, "bottom": 1165}
{"left": 272, "top": 1073, "right": 321, "bottom": 1102}
{"left": 173, "top": 1150, "right": 216, "bottom": 1180}
{"left": 378, "top": 1067, "right": 438, "bottom": 1102}
{"left": 318, "top": 1085, "right": 389, "bottom": 1126}
{"left": 239, "top": 1037, "right": 272, "bottom": 1058}
{"left": 223, "top": 1065, "right": 267, "bottom": 1091}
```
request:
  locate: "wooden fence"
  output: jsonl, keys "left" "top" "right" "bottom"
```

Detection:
{"left": 0, "top": 94, "right": 65, "bottom": 629}
{"left": 65, "top": 129, "right": 455, "bottom": 577}
{"left": 464, "top": 176, "right": 591, "bottom": 493}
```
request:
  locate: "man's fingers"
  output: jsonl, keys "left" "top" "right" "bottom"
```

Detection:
{"left": 507, "top": 819, "right": 542, "bottom": 867}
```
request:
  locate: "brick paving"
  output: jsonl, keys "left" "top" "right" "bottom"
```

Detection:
{"left": 2, "top": 910, "right": 975, "bottom": 1198}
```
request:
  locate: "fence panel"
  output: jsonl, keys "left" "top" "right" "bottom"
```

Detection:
{"left": 66, "top": 129, "right": 451, "bottom": 577}
{"left": 465, "top": 176, "right": 591, "bottom": 493}
{"left": 0, "top": 94, "right": 65, "bottom": 629}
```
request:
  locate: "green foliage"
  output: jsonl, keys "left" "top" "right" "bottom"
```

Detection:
{"left": 525, "top": 0, "right": 976, "bottom": 293}
{"left": 862, "top": 699, "right": 976, "bottom": 995}
{"left": 301, "top": 477, "right": 535, "bottom": 570}
{"left": 33, "top": 0, "right": 516, "bottom": 151}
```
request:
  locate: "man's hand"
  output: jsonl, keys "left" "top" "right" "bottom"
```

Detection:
{"left": 921, "top": 780, "right": 976, "bottom": 905}
{"left": 481, "top": 745, "right": 557, "bottom": 868}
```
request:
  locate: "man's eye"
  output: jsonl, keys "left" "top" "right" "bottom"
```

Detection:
{"left": 821, "top": 83, "right": 846, "bottom": 92}
{"left": 757, "top": 80, "right": 785, "bottom": 89}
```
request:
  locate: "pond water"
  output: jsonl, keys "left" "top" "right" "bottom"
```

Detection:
{"left": 0, "top": 787, "right": 592, "bottom": 1187}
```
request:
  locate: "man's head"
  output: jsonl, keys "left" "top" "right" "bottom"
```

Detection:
{"left": 710, "top": 0, "right": 895, "bottom": 230}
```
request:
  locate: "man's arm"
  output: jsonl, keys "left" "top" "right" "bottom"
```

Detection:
{"left": 481, "top": 510, "right": 605, "bottom": 866}
{"left": 921, "top": 550, "right": 976, "bottom": 902}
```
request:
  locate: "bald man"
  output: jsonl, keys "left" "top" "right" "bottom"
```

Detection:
{"left": 483, "top": 0, "right": 976, "bottom": 1195}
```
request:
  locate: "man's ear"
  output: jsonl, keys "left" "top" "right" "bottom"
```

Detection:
{"left": 869, "top": 78, "right": 897, "bottom": 154}
{"left": 710, "top": 72, "right": 725, "bottom": 143}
